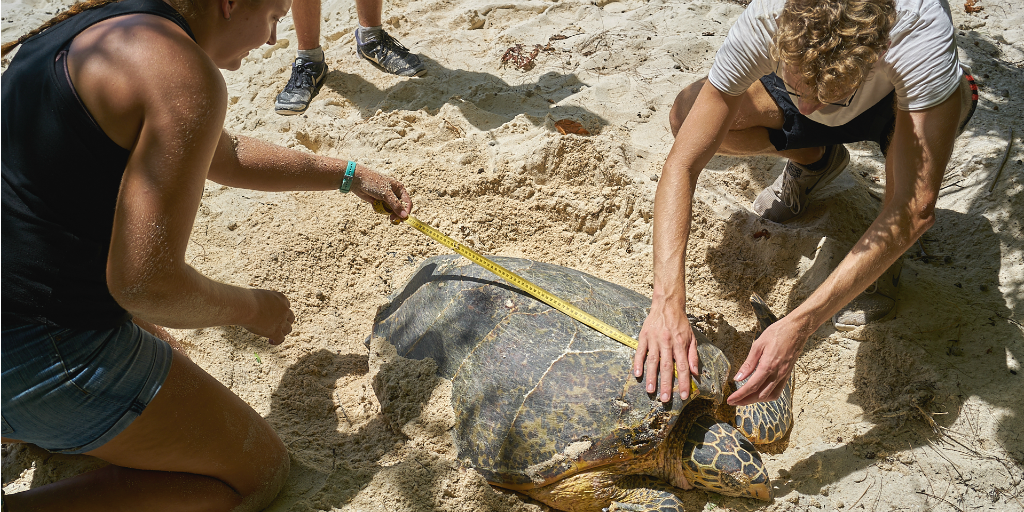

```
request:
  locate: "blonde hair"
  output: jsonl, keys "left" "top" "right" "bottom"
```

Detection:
{"left": 2, "top": 0, "right": 119, "bottom": 57}
{"left": 1, "top": 0, "right": 203, "bottom": 58}
{"left": 772, "top": 0, "right": 896, "bottom": 104}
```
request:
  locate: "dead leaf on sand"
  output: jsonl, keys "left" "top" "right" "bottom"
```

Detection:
{"left": 554, "top": 119, "right": 590, "bottom": 135}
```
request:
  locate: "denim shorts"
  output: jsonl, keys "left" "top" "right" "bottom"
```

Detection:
{"left": 1, "top": 319, "right": 172, "bottom": 454}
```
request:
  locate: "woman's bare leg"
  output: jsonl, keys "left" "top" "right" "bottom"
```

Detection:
{"left": 132, "top": 317, "right": 188, "bottom": 355}
{"left": 4, "top": 350, "right": 289, "bottom": 512}
{"left": 669, "top": 77, "right": 825, "bottom": 165}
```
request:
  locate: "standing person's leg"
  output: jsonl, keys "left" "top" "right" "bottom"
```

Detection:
{"left": 354, "top": 0, "right": 382, "bottom": 28}
{"left": 275, "top": 0, "right": 328, "bottom": 115}
{"left": 293, "top": 0, "right": 322, "bottom": 51}
{"left": 353, "top": 0, "right": 425, "bottom": 77}
{"left": 4, "top": 349, "right": 290, "bottom": 512}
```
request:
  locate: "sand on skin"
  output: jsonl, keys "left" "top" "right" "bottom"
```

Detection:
{"left": 2, "top": 0, "right": 1023, "bottom": 509}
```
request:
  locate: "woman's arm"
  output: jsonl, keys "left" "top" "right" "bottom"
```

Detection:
{"left": 637, "top": 81, "right": 743, "bottom": 402}
{"left": 207, "top": 133, "right": 412, "bottom": 220}
{"left": 727, "top": 88, "right": 962, "bottom": 406}
{"left": 101, "top": 22, "right": 293, "bottom": 342}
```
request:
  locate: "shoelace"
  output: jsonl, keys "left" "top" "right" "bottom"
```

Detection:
{"left": 365, "top": 31, "right": 412, "bottom": 60}
{"left": 779, "top": 164, "right": 804, "bottom": 215}
{"left": 286, "top": 60, "right": 320, "bottom": 90}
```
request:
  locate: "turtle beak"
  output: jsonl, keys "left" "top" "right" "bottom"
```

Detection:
{"left": 747, "top": 481, "right": 772, "bottom": 501}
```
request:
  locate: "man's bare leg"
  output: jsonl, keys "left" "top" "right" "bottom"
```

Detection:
{"left": 669, "top": 77, "right": 825, "bottom": 166}
{"left": 275, "top": 0, "right": 328, "bottom": 115}
{"left": 132, "top": 317, "right": 187, "bottom": 355}
{"left": 292, "top": 0, "right": 321, "bottom": 51}
{"left": 355, "top": 0, "right": 383, "bottom": 28}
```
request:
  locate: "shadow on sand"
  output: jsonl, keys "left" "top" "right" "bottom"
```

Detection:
{"left": 700, "top": 155, "right": 1021, "bottom": 502}
{"left": 316, "top": 54, "right": 609, "bottom": 132}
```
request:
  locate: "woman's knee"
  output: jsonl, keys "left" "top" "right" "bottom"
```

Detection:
{"left": 84, "top": 350, "right": 291, "bottom": 512}
{"left": 235, "top": 433, "right": 290, "bottom": 512}
{"left": 218, "top": 395, "right": 290, "bottom": 511}
{"left": 669, "top": 77, "right": 708, "bottom": 136}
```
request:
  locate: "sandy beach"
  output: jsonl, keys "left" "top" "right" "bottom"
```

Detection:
{"left": 2, "top": 0, "right": 1023, "bottom": 509}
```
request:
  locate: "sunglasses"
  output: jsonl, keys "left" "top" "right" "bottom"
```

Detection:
{"left": 774, "top": 63, "right": 858, "bottom": 107}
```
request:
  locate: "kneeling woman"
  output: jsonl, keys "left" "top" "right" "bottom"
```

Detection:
{"left": 1, "top": 0, "right": 412, "bottom": 509}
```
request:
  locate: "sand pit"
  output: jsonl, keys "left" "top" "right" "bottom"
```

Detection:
{"left": 3, "top": 0, "right": 1022, "bottom": 509}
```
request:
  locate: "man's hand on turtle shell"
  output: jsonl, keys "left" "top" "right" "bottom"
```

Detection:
{"left": 637, "top": 302, "right": 701, "bottom": 403}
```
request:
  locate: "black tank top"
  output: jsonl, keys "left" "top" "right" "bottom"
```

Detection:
{"left": 2, "top": 0, "right": 196, "bottom": 328}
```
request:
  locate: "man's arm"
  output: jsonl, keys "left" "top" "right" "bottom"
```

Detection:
{"left": 727, "top": 88, "right": 962, "bottom": 406}
{"left": 637, "top": 81, "right": 743, "bottom": 402}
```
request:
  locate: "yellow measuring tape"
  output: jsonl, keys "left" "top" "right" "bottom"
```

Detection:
{"left": 374, "top": 202, "right": 691, "bottom": 389}
{"left": 374, "top": 202, "right": 640, "bottom": 350}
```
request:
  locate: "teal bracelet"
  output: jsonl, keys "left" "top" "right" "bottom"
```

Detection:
{"left": 339, "top": 161, "right": 356, "bottom": 193}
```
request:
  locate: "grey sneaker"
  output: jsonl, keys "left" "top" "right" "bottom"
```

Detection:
{"left": 275, "top": 58, "right": 328, "bottom": 115}
{"left": 832, "top": 257, "right": 903, "bottom": 331}
{"left": 356, "top": 29, "right": 426, "bottom": 77}
{"left": 753, "top": 144, "right": 850, "bottom": 223}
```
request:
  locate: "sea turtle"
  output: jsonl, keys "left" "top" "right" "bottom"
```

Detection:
{"left": 369, "top": 255, "right": 793, "bottom": 511}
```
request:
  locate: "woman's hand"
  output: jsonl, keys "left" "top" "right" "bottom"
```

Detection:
{"left": 636, "top": 300, "right": 701, "bottom": 402}
{"left": 241, "top": 289, "right": 295, "bottom": 345}
{"left": 352, "top": 166, "right": 412, "bottom": 223}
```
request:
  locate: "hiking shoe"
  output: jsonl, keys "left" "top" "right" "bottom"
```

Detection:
{"left": 832, "top": 256, "right": 903, "bottom": 331}
{"left": 753, "top": 144, "right": 850, "bottom": 223}
{"left": 356, "top": 29, "right": 426, "bottom": 77}
{"left": 275, "top": 57, "right": 328, "bottom": 115}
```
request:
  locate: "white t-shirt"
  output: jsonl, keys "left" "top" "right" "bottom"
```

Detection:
{"left": 707, "top": 0, "right": 963, "bottom": 127}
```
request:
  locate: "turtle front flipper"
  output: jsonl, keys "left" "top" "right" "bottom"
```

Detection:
{"left": 733, "top": 374, "right": 794, "bottom": 444}
{"left": 733, "top": 293, "right": 795, "bottom": 444}
{"left": 680, "top": 415, "right": 771, "bottom": 501}
{"left": 749, "top": 292, "right": 779, "bottom": 332}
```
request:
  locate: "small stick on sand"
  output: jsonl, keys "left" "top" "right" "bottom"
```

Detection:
{"left": 988, "top": 127, "right": 1014, "bottom": 195}
{"left": 338, "top": 403, "right": 353, "bottom": 426}
{"left": 916, "top": 490, "right": 966, "bottom": 512}
{"left": 848, "top": 476, "right": 875, "bottom": 510}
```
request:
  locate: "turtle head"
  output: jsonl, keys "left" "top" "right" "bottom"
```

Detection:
{"left": 678, "top": 415, "right": 773, "bottom": 501}
{"left": 690, "top": 343, "right": 731, "bottom": 405}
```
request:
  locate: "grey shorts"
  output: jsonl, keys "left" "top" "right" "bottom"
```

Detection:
{"left": 1, "top": 319, "right": 172, "bottom": 454}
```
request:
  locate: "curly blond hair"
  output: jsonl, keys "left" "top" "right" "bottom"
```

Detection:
{"left": 772, "top": 0, "right": 896, "bottom": 104}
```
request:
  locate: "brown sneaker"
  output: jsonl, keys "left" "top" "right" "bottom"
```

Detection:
{"left": 832, "top": 257, "right": 903, "bottom": 331}
{"left": 753, "top": 144, "right": 850, "bottom": 223}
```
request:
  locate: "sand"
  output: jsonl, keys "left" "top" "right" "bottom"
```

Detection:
{"left": 2, "top": 0, "right": 1023, "bottom": 509}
